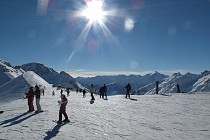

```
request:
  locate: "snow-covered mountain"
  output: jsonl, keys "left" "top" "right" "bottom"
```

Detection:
{"left": 0, "top": 59, "right": 24, "bottom": 86}
{"left": 146, "top": 72, "right": 201, "bottom": 94}
{"left": 20, "top": 63, "right": 77, "bottom": 89}
{"left": 77, "top": 70, "right": 210, "bottom": 95}
{"left": 76, "top": 71, "right": 168, "bottom": 94}
{"left": 191, "top": 73, "right": 210, "bottom": 92}
{"left": 0, "top": 71, "right": 51, "bottom": 102}
{"left": 145, "top": 71, "right": 210, "bottom": 94}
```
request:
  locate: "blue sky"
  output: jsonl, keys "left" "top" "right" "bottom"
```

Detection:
{"left": 0, "top": 0, "right": 210, "bottom": 76}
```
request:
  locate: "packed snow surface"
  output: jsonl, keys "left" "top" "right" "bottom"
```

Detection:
{"left": 0, "top": 91, "right": 210, "bottom": 140}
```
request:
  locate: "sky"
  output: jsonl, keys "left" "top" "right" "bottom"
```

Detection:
{"left": 0, "top": 0, "right": 210, "bottom": 77}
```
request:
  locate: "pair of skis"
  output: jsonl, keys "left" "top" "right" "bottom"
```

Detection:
{"left": 52, "top": 120, "right": 75, "bottom": 125}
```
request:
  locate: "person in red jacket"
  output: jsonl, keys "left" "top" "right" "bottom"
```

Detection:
{"left": 25, "top": 87, "right": 35, "bottom": 112}
{"left": 57, "top": 94, "right": 70, "bottom": 124}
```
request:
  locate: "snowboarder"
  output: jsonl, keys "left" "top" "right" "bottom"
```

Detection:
{"left": 125, "top": 83, "right": 131, "bottom": 99}
{"left": 57, "top": 94, "right": 70, "bottom": 124}
{"left": 90, "top": 84, "right": 95, "bottom": 100}
{"left": 103, "top": 84, "right": 107, "bottom": 100}
{"left": 34, "top": 85, "right": 43, "bottom": 113}
{"left": 52, "top": 90, "right": 55, "bottom": 96}
{"left": 83, "top": 89, "right": 86, "bottom": 98}
{"left": 25, "top": 87, "right": 35, "bottom": 112}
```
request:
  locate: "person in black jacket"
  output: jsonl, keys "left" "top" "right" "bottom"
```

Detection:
{"left": 125, "top": 83, "right": 131, "bottom": 99}
{"left": 103, "top": 84, "right": 107, "bottom": 100}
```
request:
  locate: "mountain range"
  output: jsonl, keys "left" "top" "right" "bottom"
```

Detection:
{"left": 0, "top": 59, "right": 210, "bottom": 99}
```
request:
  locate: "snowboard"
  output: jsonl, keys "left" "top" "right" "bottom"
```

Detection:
{"left": 0, "top": 111, "right": 4, "bottom": 114}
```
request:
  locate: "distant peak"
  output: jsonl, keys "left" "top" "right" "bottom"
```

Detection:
{"left": 173, "top": 72, "right": 182, "bottom": 77}
{"left": 201, "top": 70, "right": 210, "bottom": 77}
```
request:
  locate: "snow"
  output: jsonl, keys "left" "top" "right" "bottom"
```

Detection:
{"left": 0, "top": 59, "right": 210, "bottom": 139}
{"left": 21, "top": 63, "right": 76, "bottom": 88}
{"left": 1, "top": 90, "right": 210, "bottom": 140}
{"left": 191, "top": 74, "right": 210, "bottom": 92}
{"left": 0, "top": 71, "right": 51, "bottom": 102}
{"left": 146, "top": 72, "right": 201, "bottom": 94}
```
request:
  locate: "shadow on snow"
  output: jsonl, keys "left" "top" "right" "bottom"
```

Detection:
{"left": 0, "top": 112, "right": 37, "bottom": 127}
{"left": 44, "top": 124, "right": 62, "bottom": 140}
{"left": 90, "top": 100, "right": 94, "bottom": 104}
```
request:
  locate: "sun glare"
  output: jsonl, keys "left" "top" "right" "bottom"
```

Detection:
{"left": 82, "top": 0, "right": 105, "bottom": 22}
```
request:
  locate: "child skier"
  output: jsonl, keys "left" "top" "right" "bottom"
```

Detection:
{"left": 57, "top": 94, "right": 70, "bottom": 124}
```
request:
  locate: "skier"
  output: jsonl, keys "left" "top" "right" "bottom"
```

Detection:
{"left": 60, "top": 89, "right": 63, "bottom": 96}
{"left": 90, "top": 84, "right": 95, "bottom": 100}
{"left": 125, "top": 83, "right": 131, "bottom": 99}
{"left": 99, "top": 87, "right": 103, "bottom": 98}
{"left": 25, "top": 87, "right": 35, "bottom": 112}
{"left": 34, "top": 85, "right": 43, "bottom": 113}
{"left": 83, "top": 89, "right": 86, "bottom": 98}
{"left": 66, "top": 88, "right": 70, "bottom": 96}
{"left": 103, "top": 84, "right": 107, "bottom": 100}
{"left": 52, "top": 90, "right": 55, "bottom": 96}
{"left": 57, "top": 94, "right": 70, "bottom": 124}
{"left": 177, "top": 84, "right": 181, "bottom": 93}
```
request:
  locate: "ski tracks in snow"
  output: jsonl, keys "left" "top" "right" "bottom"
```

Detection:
{"left": 0, "top": 91, "right": 210, "bottom": 140}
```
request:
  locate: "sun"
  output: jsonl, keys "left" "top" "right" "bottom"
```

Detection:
{"left": 82, "top": 0, "right": 106, "bottom": 23}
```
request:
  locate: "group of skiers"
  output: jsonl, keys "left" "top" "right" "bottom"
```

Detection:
{"left": 26, "top": 85, "right": 70, "bottom": 124}
{"left": 25, "top": 85, "right": 43, "bottom": 113}
{"left": 25, "top": 83, "right": 132, "bottom": 124}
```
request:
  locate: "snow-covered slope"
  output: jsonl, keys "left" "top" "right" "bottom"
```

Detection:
{"left": 21, "top": 63, "right": 76, "bottom": 88}
{"left": 0, "top": 91, "right": 210, "bottom": 140}
{"left": 0, "top": 59, "right": 24, "bottom": 86}
{"left": 0, "top": 71, "right": 51, "bottom": 102}
{"left": 191, "top": 74, "right": 210, "bottom": 92}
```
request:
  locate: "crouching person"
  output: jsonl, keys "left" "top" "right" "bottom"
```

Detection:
{"left": 57, "top": 94, "right": 70, "bottom": 124}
